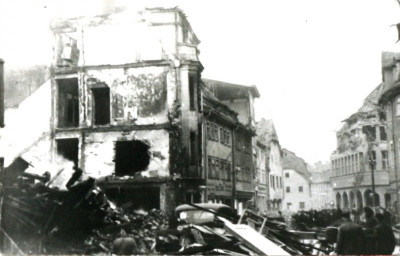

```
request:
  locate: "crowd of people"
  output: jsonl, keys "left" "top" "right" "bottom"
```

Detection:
{"left": 291, "top": 209, "right": 344, "bottom": 229}
{"left": 334, "top": 207, "right": 396, "bottom": 255}
{"left": 292, "top": 207, "right": 397, "bottom": 255}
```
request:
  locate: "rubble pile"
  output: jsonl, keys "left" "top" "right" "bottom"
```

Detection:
{"left": 0, "top": 160, "right": 334, "bottom": 255}
{"left": 1, "top": 172, "right": 168, "bottom": 254}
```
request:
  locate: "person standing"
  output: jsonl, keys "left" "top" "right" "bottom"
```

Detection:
{"left": 361, "top": 206, "right": 378, "bottom": 254}
{"left": 335, "top": 212, "right": 366, "bottom": 255}
{"left": 373, "top": 213, "right": 396, "bottom": 255}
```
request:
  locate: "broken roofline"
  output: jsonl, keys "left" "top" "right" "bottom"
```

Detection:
{"left": 49, "top": 6, "right": 201, "bottom": 45}
{"left": 145, "top": 7, "right": 200, "bottom": 45}
{"left": 203, "top": 95, "right": 238, "bottom": 117}
{"left": 341, "top": 110, "right": 378, "bottom": 124}
{"left": 202, "top": 78, "right": 260, "bottom": 99}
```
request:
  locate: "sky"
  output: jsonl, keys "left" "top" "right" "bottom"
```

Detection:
{"left": 1, "top": 0, "right": 400, "bottom": 164}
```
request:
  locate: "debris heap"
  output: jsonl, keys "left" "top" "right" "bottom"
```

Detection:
{"left": 1, "top": 171, "right": 168, "bottom": 254}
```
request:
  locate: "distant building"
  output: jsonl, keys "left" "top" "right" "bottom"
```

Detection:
{"left": 309, "top": 162, "right": 334, "bottom": 209}
{"left": 256, "top": 119, "right": 283, "bottom": 211}
{"left": 331, "top": 83, "right": 390, "bottom": 210}
{"left": 282, "top": 149, "right": 311, "bottom": 212}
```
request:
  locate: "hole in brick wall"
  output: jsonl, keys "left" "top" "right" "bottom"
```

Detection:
{"left": 115, "top": 140, "right": 150, "bottom": 176}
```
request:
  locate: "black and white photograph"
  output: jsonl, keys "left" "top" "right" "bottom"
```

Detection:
{"left": 1, "top": 0, "right": 400, "bottom": 255}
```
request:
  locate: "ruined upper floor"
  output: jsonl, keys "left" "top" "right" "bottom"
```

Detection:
{"left": 202, "top": 79, "right": 260, "bottom": 128}
{"left": 50, "top": 7, "right": 201, "bottom": 69}
{"left": 334, "top": 83, "right": 386, "bottom": 155}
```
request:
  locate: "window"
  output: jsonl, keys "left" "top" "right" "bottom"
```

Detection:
{"left": 299, "top": 186, "right": 303, "bottom": 192}
{"left": 208, "top": 157, "right": 213, "bottom": 178}
{"left": 276, "top": 176, "right": 279, "bottom": 188}
{"left": 362, "top": 125, "right": 376, "bottom": 141}
{"left": 215, "top": 159, "right": 220, "bottom": 179}
{"left": 225, "top": 130, "right": 231, "bottom": 145}
{"left": 397, "top": 98, "right": 400, "bottom": 117}
{"left": 189, "top": 75, "right": 196, "bottom": 111}
{"left": 299, "top": 202, "right": 305, "bottom": 209}
{"left": 236, "top": 166, "right": 242, "bottom": 181}
{"left": 92, "top": 87, "right": 110, "bottom": 125}
{"left": 206, "top": 122, "right": 219, "bottom": 142}
{"left": 219, "top": 128, "right": 231, "bottom": 146}
{"left": 213, "top": 123, "right": 219, "bottom": 142}
{"left": 219, "top": 127, "right": 224, "bottom": 145}
{"left": 382, "top": 150, "right": 389, "bottom": 170}
{"left": 279, "top": 177, "right": 282, "bottom": 188}
{"left": 57, "top": 78, "right": 79, "bottom": 128}
{"left": 285, "top": 172, "right": 289, "bottom": 178}
{"left": 269, "top": 175, "right": 275, "bottom": 189}
{"left": 380, "top": 126, "right": 387, "bottom": 141}
{"left": 286, "top": 187, "right": 290, "bottom": 193}
{"left": 387, "top": 102, "right": 393, "bottom": 121}
{"left": 182, "top": 26, "right": 189, "bottom": 43}
{"left": 287, "top": 203, "right": 292, "bottom": 210}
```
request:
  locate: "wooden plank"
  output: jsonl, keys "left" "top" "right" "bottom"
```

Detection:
{"left": 219, "top": 217, "right": 290, "bottom": 256}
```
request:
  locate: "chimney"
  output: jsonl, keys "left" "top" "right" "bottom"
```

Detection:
{"left": 0, "top": 58, "right": 3, "bottom": 127}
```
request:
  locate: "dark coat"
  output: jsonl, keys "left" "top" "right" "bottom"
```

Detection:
{"left": 336, "top": 221, "right": 366, "bottom": 255}
{"left": 374, "top": 222, "right": 396, "bottom": 255}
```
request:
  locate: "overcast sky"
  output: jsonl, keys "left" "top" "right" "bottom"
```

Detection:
{"left": 1, "top": 0, "right": 400, "bottom": 164}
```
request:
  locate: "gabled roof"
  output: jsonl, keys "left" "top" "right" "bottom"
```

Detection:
{"left": 202, "top": 78, "right": 260, "bottom": 101}
{"left": 282, "top": 148, "right": 311, "bottom": 181}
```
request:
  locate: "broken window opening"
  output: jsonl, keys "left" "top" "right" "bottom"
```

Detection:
{"left": 57, "top": 78, "right": 79, "bottom": 128}
{"left": 362, "top": 125, "right": 376, "bottom": 141}
{"left": 92, "top": 87, "right": 110, "bottom": 125}
{"left": 115, "top": 140, "right": 150, "bottom": 176}
{"left": 56, "top": 138, "right": 79, "bottom": 168}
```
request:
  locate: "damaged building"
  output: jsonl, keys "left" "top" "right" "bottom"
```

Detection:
{"left": 50, "top": 7, "right": 204, "bottom": 214}
{"left": 48, "top": 7, "right": 261, "bottom": 215}
{"left": 331, "top": 83, "right": 391, "bottom": 210}
{"left": 202, "top": 79, "right": 259, "bottom": 213}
